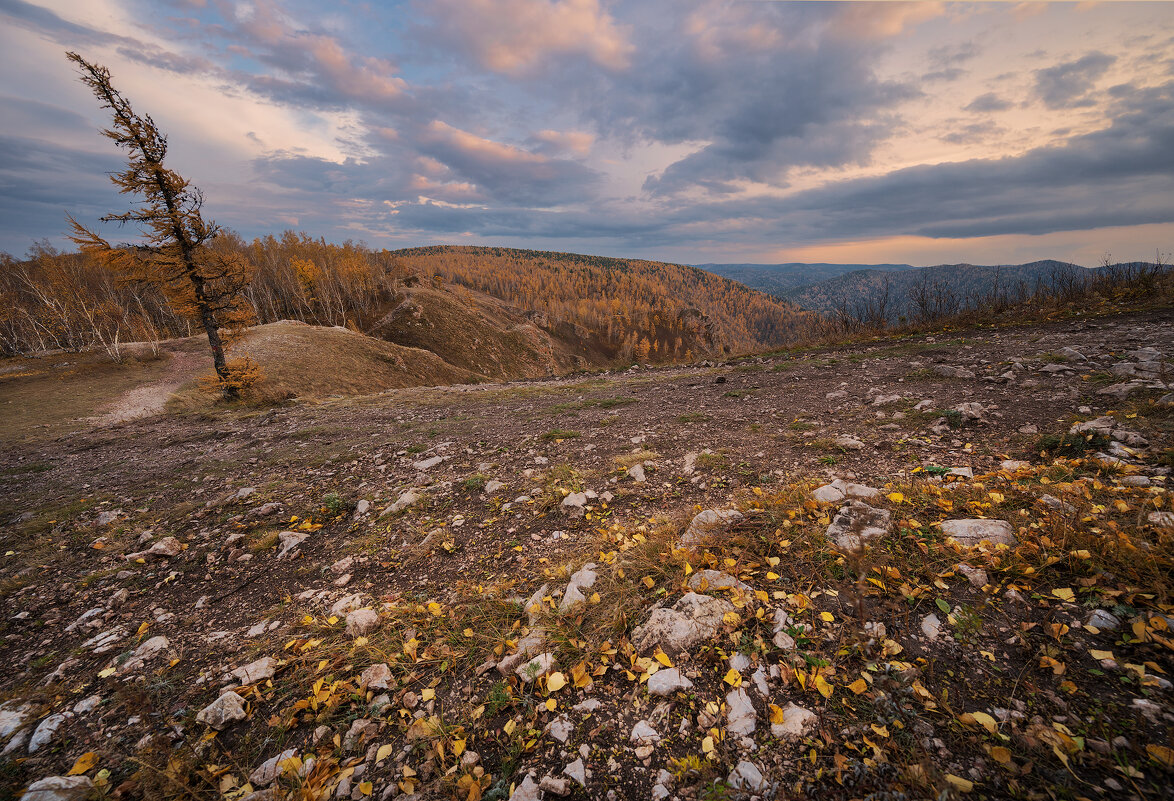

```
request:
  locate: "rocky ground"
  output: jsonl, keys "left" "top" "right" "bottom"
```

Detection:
{"left": 0, "top": 309, "right": 1172, "bottom": 801}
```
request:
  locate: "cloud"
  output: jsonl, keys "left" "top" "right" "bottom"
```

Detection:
{"left": 416, "top": 121, "right": 600, "bottom": 205}
{"left": 418, "top": 0, "right": 633, "bottom": 75}
{"left": 965, "top": 92, "right": 1013, "bottom": 113}
{"left": 1033, "top": 51, "right": 1116, "bottom": 109}
{"left": 574, "top": 3, "right": 923, "bottom": 195}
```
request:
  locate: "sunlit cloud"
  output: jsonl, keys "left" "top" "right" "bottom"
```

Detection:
{"left": 0, "top": 0, "right": 1170, "bottom": 266}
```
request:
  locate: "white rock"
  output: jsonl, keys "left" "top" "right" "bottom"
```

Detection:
{"left": 826, "top": 501, "right": 891, "bottom": 550}
{"left": 360, "top": 662, "right": 392, "bottom": 689}
{"left": 561, "top": 492, "right": 588, "bottom": 510}
{"left": 383, "top": 490, "right": 422, "bottom": 516}
{"left": 352, "top": 499, "right": 370, "bottom": 519}
{"left": 125, "top": 536, "right": 182, "bottom": 560}
{"left": 540, "top": 776, "right": 571, "bottom": 796}
{"left": 546, "top": 715, "right": 574, "bottom": 743}
{"left": 559, "top": 564, "right": 598, "bottom": 612}
{"left": 680, "top": 509, "right": 743, "bottom": 547}
{"left": 72, "top": 696, "right": 100, "bottom": 715}
{"left": 728, "top": 761, "right": 766, "bottom": 792}
{"left": 686, "top": 569, "right": 753, "bottom": 595}
{"left": 563, "top": 758, "right": 587, "bottom": 787}
{"left": 834, "top": 435, "right": 866, "bottom": 450}
{"left": 330, "top": 593, "right": 365, "bottom": 615}
{"left": 28, "top": 713, "right": 66, "bottom": 753}
{"left": 955, "top": 564, "right": 988, "bottom": 589}
{"left": 484, "top": 479, "right": 506, "bottom": 494}
{"left": 630, "top": 720, "right": 660, "bottom": 743}
{"left": 21, "top": 776, "right": 94, "bottom": 801}
{"left": 516, "top": 653, "right": 556, "bottom": 682}
{"left": 276, "top": 530, "right": 308, "bottom": 558}
{"left": 725, "top": 688, "right": 756, "bottom": 737}
{"left": 627, "top": 464, "right": 646, "bottom": 482}
{"left": 631, "top": 592, "right": 735, "bottom": 654}
{"left": 413, "top": 455, "right": 443, "bottom": 471}
{"left": 345, "top": 608, "right": 380, "bottom": 637}
{"left": 1085, "top": 609, "right": 1122, "bottom": 631}
{"left": 509, "top": 775, "right": 542, "bottom": 801}
{"left": 921, "top": 613, "right": 942, "bottom": 639}
{"left": 249, "top": 748, "right": 297, "bottom": 787}
{"left": 1149, "top": 512, "right": 1174, "bottom": 529}
{"left": 646, "top": 668, "right": 693, "bottom": 697}
{"left": 940, "top": 518, "right": 1016, "bottom": 546}
{"left": 0, "top": 702, "right": 31, "bottom": 739}
{"left": 771, "top": 703, "right": 816, "bottom": 739}
{"left": 197, "top": 691, "right": 247, "bottom": 730}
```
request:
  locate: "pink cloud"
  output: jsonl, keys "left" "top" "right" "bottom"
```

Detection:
{"left": 531, "top": 128, "right": 595, "bottom": 156}
{"left": 424, "top": 0, "right": 633, "bottom": 75}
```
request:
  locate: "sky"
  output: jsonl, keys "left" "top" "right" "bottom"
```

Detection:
{"left": 1, "top": 0, "right": 1172, "bottom": 267}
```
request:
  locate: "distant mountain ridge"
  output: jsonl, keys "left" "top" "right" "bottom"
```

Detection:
{"left": 696, "top": 258, "right": 1158, "bottom": 321}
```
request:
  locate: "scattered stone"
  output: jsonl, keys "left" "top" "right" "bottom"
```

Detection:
{"left": 250, "top": 748, "right": 297, "bottom": 787}
{"left": 413, "top": 455, "right": 444, "bottom": 470}
{"left": 125, "top": 536, "right": 182, "bottom": 560}
{"left": 21, "top": 776, "right": 94, "bottom": 801}
{"left": 646, "top": 668, "right": 693, "bottom": 697}
{"left": 630, "top": 720, "right": 660, "bottom": 743}
{"left": 771, "top": 703, "right": 816, "bottom": 739}
{"left": 680, "top": 508, "right": 743, "bottom": 547}
{"left": 627, "top": 463, "right": 646, "bottom": 482}
{"left": 546, "top": 716, "right": 574, "bottom": 743}
{"left": 345, "top": 608, "right": 380, "bottom": 637}
{"left": 833, "top": 435, "right": 866, "bottom": 450}
{"left": 940, "top": 518, "right": 1016, "bottom": 546}
{"left": 811, "top": 479, "right": 880, "bottom": 504}
{"left": 516, "top": 653, "right": 556, "bottom": 682}
{"left": 826, "top": 501, "right": 891, "bottom": 550}
{"left": 352, "top": 499, "right": 370, "bottom": 519}
{"left": 686, "top": 569, "right": 753, "bottom": 595}
{"left": 360, "top": 662, "right": 392, "bottom": 689}
{"left": 509, "top": 775, "right": 541, "bottom": 801}
{"left": 1085, "top": 609, "right": 1122, "bottom": 631}
{"left": 632, "top": 592, "right": 735, "bottom": 654}
{"left": 563, "top": 758, "right": 587, "bottom": 787}
{"left": 1000, "top": 460, "right": 1030, "bottom": 471}
{"left": 276, "top": 531, "right": 308, "bottom": 558}
{"left": 330, "top": 594, "right": 365, "bottom": 615}
{"left": 559, "top": 563, "right": 598, "bottom": 612}
{"left": 921, "top": 613, "right": 942, "bottom": 639}
{"left": 725, "top": 688, "right": 757, "bottom": 737}
{"left": 539, "top": 776, "right": 571, "bottom": 796}
{"left": 728, "top": 761, "right": 767, "bottom": 793}
{"left": 484, "top": 479, "right": 506, "bottom": 494}
{"left": 28, "top": 713, "right": 66, "bottom": 753}
{"left": 197, "top": 691, "right": 247, "bottom": 730}
{"left": 383, "top": 490, "right": 422, "bottom": 516}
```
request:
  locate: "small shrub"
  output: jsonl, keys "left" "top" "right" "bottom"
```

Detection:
{"left": 322, "top": 492, "right": 345, "bottom": 516}
{"left": 541, "top": 428, "right": 580, "bottom": 441}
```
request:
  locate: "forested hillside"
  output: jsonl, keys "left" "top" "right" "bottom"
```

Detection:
{"left": 388, "top": 246, "right": 821, "bottom": 360}
{"left": 0, "top": 236, "right": 824, "bottom": 374}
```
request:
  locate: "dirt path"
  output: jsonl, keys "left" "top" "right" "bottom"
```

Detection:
{"left": 91, "top": 348, "right": 206, "bottom": 425}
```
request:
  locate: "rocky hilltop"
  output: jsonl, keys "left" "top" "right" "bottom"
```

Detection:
{"left": 0, "top": 309, "right": 1171, "bottom": 800}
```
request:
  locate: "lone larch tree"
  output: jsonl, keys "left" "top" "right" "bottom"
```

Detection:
{"left": 65, "top": 51, "right": 256, "bottom": 398}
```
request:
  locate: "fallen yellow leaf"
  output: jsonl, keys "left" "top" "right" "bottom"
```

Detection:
{"left": 724, "top": 668, "right": 742, "bottom": 687}
{"left": 67, "top": 752, "right": 99, "bottom": 776}
{"left": 848, "top": 678, "right": 868, "bottom": 695}
{"left": 546, "top": 672, "right": 567, "bottom": 692}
